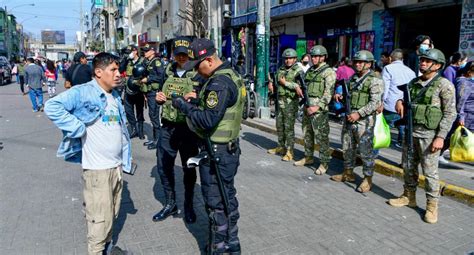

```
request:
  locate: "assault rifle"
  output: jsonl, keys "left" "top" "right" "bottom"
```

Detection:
{"left": 341, "top": 80, "right": 352, "bottom": 116}
{"left": 296, "top": 72, "right": 309, "bottom": 107}
{"left": 270, "top": 72, "right": 279, "bottom": 115}
{"left": 397, "top": 84, "right": 414, "bottom": 171}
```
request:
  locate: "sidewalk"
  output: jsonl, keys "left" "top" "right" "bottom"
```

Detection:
{"left": 243, "top": 117, "right": 474, "bottom": 205}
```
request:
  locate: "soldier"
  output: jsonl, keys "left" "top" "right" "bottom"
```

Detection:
{"left": 330, "top": 50, "right": 384, "bottom": 193}
{"left": 140, "top": 44, "right": 165, "bottom": 150}
{"left": 294, "top": 45, "right": 336, "bottom": 175}
{"left": 172, "top": 38, "right": 243, "bottom": 254}
{"left": 123, "top": 45, "right": 145, "bottom": 139}
{"left": 267, "top": 48, "right": 304, "bottom": 161}
{"left": 152, "top": 38, "right": 202, "bottom": 224}
{"left": 388, "top": 49, "right": 456, "bottom": 224}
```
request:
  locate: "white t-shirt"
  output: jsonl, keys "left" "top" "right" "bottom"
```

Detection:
{"left": 81, "top": 90, "right": 124, "bottom": 170}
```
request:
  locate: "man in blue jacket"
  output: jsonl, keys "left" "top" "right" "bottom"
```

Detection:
{"left": 44, "top": 52, "right": 132, "bottom": 255}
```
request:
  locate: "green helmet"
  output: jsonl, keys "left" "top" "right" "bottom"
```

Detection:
{"left": 353, "top": 50, "right": 374, "bottom": 62}
{"left": 419, "top": 48, "right": 445, "bottom": 66}
{"left": 310, "top": 45, "right": 327, "bottom": 56}
{"left": 282, "top": 48, "right": 297, "bottom": 58}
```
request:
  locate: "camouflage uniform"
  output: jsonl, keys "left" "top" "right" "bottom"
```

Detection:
{"left": 402, "top": 75, "right": 456, "bottom": 200}
{"left": 342, "top": 71, "right": 384, "bottom": 176}
{"left": 301, "top": 63, "right": 336, "bottom": 166}
{"left": 275, "top": 63, "right": 304, "bottom": 154}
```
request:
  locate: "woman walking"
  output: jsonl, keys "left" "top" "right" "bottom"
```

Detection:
{"left": 45, "top": 60, "right": 57, "bottom": 97}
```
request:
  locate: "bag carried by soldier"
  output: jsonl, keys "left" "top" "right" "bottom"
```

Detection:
{"left": 373, "top": 113, "right": 391, "bottom": 149}
{"left": 450, "top": 126, "right": 474, "bottom": 162}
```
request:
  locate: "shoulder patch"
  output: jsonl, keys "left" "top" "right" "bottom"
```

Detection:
{"left": 155, "top": 60, "right": 162, "bottom": 67}
{"left": 206, "top": 91, "right": 219, "bottom": 109}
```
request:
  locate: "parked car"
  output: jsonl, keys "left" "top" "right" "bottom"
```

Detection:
{"left": 0, "top": 56, "right": 12, "bottom": 85}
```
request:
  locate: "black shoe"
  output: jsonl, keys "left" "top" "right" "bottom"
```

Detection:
{"left": 184, "top": 207, "right": 196, "bottom": 224}
{"left": 147, "top": 141, "right": 157, "bottom": 150}
{"left": 137, "top": 122, "right": 145, "bottom": 140}
{"left": 226, "top": 243, "right": 241, "bottom": 255}
{"left": 129, "top": 129, "right": 138, "bottom": 139}
{"left": 143, "top": 140, "right": 154, "bottom": 146}
{"left": 152, "top": 203, "right": 178, "bottom": 222}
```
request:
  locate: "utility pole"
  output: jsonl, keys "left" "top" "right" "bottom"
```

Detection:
{"left": 256, "top": 0, "right": 270, "bottom": 118}
{"left": 80, "top": 0, "right": 84, "bottom": 51}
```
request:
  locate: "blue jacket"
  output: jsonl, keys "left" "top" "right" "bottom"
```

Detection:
{"left": 44, "top": 79, "right": 132, "bottom": 173}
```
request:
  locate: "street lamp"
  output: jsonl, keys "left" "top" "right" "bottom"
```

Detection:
{"left": 19, "top": 16, "right": 38, "bottom": 25}
{"left": 4, "top": 3, "right": 35, "bottom": 60}
{"left": 19, "top": 16, "right": 38, "bottom": 59}
{"left": 8, "top": 3, "right": 35, "bottom": 12}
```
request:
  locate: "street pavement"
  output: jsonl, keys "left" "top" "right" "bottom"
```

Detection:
{"left": 1, "top": 80, "right": 474, "bottom": 255}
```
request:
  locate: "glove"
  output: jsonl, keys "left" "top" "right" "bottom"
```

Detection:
{"left": 172, "top": 96, "right": 186, "bottom": 109}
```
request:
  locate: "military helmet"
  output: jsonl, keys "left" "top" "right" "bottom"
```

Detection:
{"left": 353, "top": 50, "right": 375, "bottom": 62}
{"left": 419, "top": 48, "right": 446, "bottom": 66}
{"left": 310, "top": 45, "right": 328, "bottom": 56}
{"left": 132, "top": 63, "right": 148, "bottom": 79}
{"left": 126, "top": 78, "right": 141, "bottom": 93}
{"left": 282, "top": 48, "right": 297, "bottom": 58}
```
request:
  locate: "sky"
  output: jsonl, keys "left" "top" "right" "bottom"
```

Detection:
{"left": 1, "top": 0, "right": 90, "bottom": 44}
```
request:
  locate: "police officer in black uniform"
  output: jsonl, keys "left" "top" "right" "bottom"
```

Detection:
{"left": 140, "top": 44, "right": 165, "bottom": 150}
{"left": 172, "top": 38, "right": 244, "bottom": 254}
{"left": 152, "top": 38, "right": 202, "bottom": 224}
{"left": 123, "top": 45, "right": 145, "bottom": 139}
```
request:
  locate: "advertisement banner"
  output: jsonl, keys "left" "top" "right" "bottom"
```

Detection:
{"left": 41, "top": 30, "right": 66, "bottom": 44}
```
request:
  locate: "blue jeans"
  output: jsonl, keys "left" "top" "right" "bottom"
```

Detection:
{"left": 383, "top": 110, "right": 404, "bottom": 143}
{"left": 29, "top": 87, "right": 44, "bottom": 110}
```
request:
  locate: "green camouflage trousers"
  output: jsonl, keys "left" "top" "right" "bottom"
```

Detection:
{"left": 402, "top": 136, "right": 440, "bottom": 200}
{"left": 302, "top": 110, "right": 331, "bottom": 164}
{"left": 276, "top": 97, "right": 298, "bottom": 150}
{"left": 342, "top": 116, "right": 375, "bottom": 176}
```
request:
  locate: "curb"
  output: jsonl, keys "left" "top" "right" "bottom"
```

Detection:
{"left": 243, "top": 119, "right": 474, "bottom": 206}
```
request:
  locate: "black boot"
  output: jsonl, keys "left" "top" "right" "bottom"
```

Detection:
{"left": 147, "top": 127, "right": 159, "bottom": 150}
{"left": 129, "top": 124, "right": 138, "bottom": 139}
{"left": 137, "top": 122, "right": 145, "bottom": 140}
{"left": 152, "top": 192, "right": 178, "bottom": 222}
{"left": 184, "top": 190, "right": 196, "bottom": 224}
{"left": 144, "top": 127, "right": 157, "bottom": 146}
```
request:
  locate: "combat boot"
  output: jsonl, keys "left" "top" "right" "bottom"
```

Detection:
{"left": 388, "top": 189, "right": 417, "bottom": 208}
{"left": 281, "top": 150, "right": 293, "bottom": 161}
{"left": 129, "top": 124, "right": 138, "bottom": 139}
{"left": 147, "top": 128, "right": 159, "bottom": 150}
{"left": 267, "top": 147, "right": 285, "bottom": 155}
{"left": 356, "top": 176, "right": 372, "bottom": 193}
{"left": 152, "top": 192, "right": 178, "bottom": 222}
{"left": 294, "top": 156, "right": 314, "bottom": 166}
{"left": 137, "top": 122, "right": 145, "bottom": 140}
{"left": 330, "top": 168, "right": 355, "bottom": 182}
{"left": 313, "top": 163, "right": 328, "bottom": 175}
{"left": 424, "top": 198, "right": 438, "bottom": 224}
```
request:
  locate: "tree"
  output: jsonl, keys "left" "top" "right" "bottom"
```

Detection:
{"left": 177, "top": 0, "right": 208, "bottom": 38}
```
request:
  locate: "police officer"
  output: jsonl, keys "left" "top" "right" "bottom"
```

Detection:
{"left": 267, "top": 48, "right": 304, "bottom": 161}
{"left": 140, "top": 44, "right": 165, "bottom": 150}
{"left": 152, "top": 38, "right": 202, "bottom": 224}
{"left": 123, "top": 45, "right": 145, "bottom": 139}
{"left": 330, "top": 50, "right": 384, "bottom": 193}
{"left": 294, "top": 45, "right": 336, "bottom": 175}
{"left": 172, "top": 38, "right": 243, "bottom": 254}
{"left": 388, "top": 49, "right": 456, "bottom": 224}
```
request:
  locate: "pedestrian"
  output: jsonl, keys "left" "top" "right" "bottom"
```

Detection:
{"left": 330, "top": 50, "right": 384, "bottom": 193}
{"left": 380, "top": 49, "right": 416, "bottom": 148}
{"left": 336, "top": 56, "right": 355, "bottom": 82}
{"left": 443, "top": 52, "right": 467, "bottom": 84}
{"left": 11, "top": 61, "right": 18, "bottom": 83}
{"left": 293, "top": 45, "right": 336, "bottom": 176}
{"left": 234, "top": 55, "right": 246, "bottom": 76}
{"left": 44, "top": 52, "right": 132, "bottom": 254}
{"left": 380, "top": 51, "right": 391, "bottom": 68}
{"left": 152, "top": 37, "right": 202, "bottom": 224}
{"left": 139, "top": 44, "right": 165, "bottom": 150}
{"left": 24, "top": 57, "right": 46, "bottom": 112}
{"left": 171, "top": 38, "right": 243, "bottom": 254}
{"left": 456, "top": 61, "right": 474, "bottom": 132}
{"left": 45, "top": 60, "right": 57, "bottom": 97}
{"left": 405, "top": 35, "right": 433, "bottom": 76}
{"left": 123, "top": 45, "right": 145, "bottom": 140}
{"left": 65, "top": 52, "right": 93, "bottom": 87}
{"left": 298, "top": 53, "right": 312, "bottom": 73}
{"left": 388, "top": 49, "right": 456, "bottom": 224}
{"left": 17, "top": 59, "right": 26, "bottom": 95}
{"left": 267, "top": 48, "right": 305, "bottom": 161}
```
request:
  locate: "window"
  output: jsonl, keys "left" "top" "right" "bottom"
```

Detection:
{"left": 156, "top": 14, "right": 159, "bottom": 27}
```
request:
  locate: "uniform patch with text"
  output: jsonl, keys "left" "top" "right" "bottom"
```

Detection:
{"left": 206, "top": 91, "right": 219, "bottom": 108}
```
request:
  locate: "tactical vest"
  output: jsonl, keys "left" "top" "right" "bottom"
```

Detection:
{"left": 349, "top": 71, "right": 376, "bottom": 110}
{"left": 192, "top": 68, "right": 244, "bottom": 143}
{"left": 140, "top": 57, "right": 161, "bottom": 93}
{"left": 409, "top": 75, "right": 443, "bottom": 130}
{"left": 276, "top": 64, "right": 302, "bottom": 98}
{"left": 161, "top": 64, "right": 200, "bottom": 123}
{"left": 306, "top": 64, "right": 330, "bottom": 98}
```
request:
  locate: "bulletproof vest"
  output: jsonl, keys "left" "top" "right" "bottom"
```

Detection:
{"left": 349, "top": 71, "right": 376, "bottom": 110}
{"left": 276, "top": 64, "right": 303, "bottom": 98}
{"left": 192, "top": 68, "right": 244, "bottom": 143}
{"left": 126, "top": 57, "right": 142, "bottom": 76}
{"left": 140, "top": 57, "right": 161, "bottom": 93}
{"left": 409, "top": 75, "right": 443, "bottom": 130}
{"left": 161, "top": 64, "right": 200, "bottom": 123}
{"left": 306, "top": 64, "right": 330, "bottom": 98}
